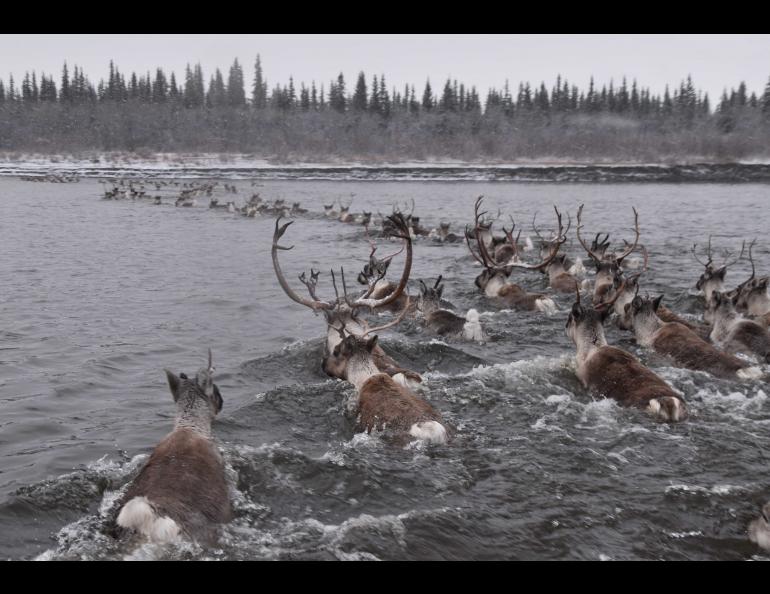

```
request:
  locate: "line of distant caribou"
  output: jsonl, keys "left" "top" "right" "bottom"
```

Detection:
{"left": 98, "top": 184, "right": 770, "bottom": 553}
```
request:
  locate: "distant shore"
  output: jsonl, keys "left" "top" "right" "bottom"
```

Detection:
{"left": 3, "top": 152, "right": 770, "bottom": 183}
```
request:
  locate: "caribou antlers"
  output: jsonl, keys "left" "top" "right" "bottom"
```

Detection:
{"left": 692, "top": 235, "right": 746, "bottom": 270}
{"left": 577, "top": 204, "right": 639, "bottom": 265}
{"left": 271, "top": 213, "right": 413, "bottom": 313}
{"left": 470, "top": 198, "right": 567, "bottom": 272}
{"left": 691, "top": 234, "right": 714, "bottom": 268}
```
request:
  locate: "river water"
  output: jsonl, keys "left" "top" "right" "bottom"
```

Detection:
{"left": 0, "top": 175, "right": 768, "bottom": 560}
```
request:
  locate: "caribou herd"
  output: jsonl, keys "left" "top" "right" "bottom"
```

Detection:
{"left": 98, "top": 183, "right": 770, "bottom": 552}
{"left": 271, "top": 194, "right": 770, "bottom": 430}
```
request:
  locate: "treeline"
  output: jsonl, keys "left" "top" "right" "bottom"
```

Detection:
{"left": 1, "top": 56, "right": 770, "bottom": 161}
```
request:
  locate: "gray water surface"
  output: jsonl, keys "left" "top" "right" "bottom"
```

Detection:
{"left": 0, "top": 178, "right": 768, "bottom": 560}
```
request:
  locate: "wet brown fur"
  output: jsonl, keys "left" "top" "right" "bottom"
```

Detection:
{"left": 652, "top": 322, "right": 749, "bottom": 378}
{"left": 115, "top": 428, "right": 231, "bottom": 543}
{"left": 358, "top": 374, "right": 446, "bottom": 437}
{"left": 729, "top": 321, "right": 770, "bottom": 362}
{"left": 658, "top": 305, "right": 712, "bottom": 341}
{"left": 372, "top": 347, "right": 422, "bottom": 383}
{"left": 582, "top": 346, "right": 684, "bottom": 412}
{"left": 424, "top": 309, "right": 467, "bottom": 336}
{"left": 497, "top": 283, "right": 549, "bottom": 311}
{"left": 551, "top": 272, "right": 580, "bottom": 293}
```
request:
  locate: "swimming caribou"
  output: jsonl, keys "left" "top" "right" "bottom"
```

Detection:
{"left": 705, "top": 290, "right": 770, "bottom": 363}
{"left": 466, "top": 197, "right": 562, "bottom": 313}
{"left": 112, "top": 351, "right": 231, "bottom": 544}
{"left": 565, "top": 286, "right": 688, "bottom": 423}
{"left": 576, "top": 203, "right": 641, "bottom": 306}
{"left": 625, "top": 294, "right": 762, "bottom": 380}
{"left": 324, "top": 332, "right": 450, "bottom": 445}
{"left": 272, "top": 212, "right": 422, "bottom": 385}
{"left": 416, "top": 276, "right": 486, "bottom": 342}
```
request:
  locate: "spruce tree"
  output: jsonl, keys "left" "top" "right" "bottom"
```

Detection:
{"left": 369, "top": 75, "right": 380, "bottom": 114}
{"left": 311, "top": 81, "right": 318, "bottom": 110}
{"left": 252, "top": 55, "right": 267, "bottom": 108}
{"left": 31, "top": 72, "right": 39, "bottom": 103}
{"left": 331, "top": 73, "right": 346, "bottom": 112}
{"left": 379, "top": 74, "right": 390, "bottom": 117}
{"left": 762, "top": 76, "right": 770, "bottom": 120}
{"left": 60, "top": 62, "right": 71, "bottom": 103}
{"left": 421, "top": 79, "right": 433, "bottom": 111}
{"left": 153, "top": 68, "right": 167, "bottom": 103}
{"left": 352, "top": 71, "right": 367, "bottom": 111}
{"left": 227, "top": 58, "right": 246, "bottom": 107}
{"left": 169, "top": 72, "right": 179, "bottom": 103}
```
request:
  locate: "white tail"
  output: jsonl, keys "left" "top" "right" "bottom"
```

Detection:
{"left": 117, "top": 496, "right": 181, "bottom": 544}
{"left": 524, "top": 236, "right": 534, "bottom": 252}
{"left": 409, "top": 420, "right": 448, "bottom": 444}
{"left": 535, "top": 297, "right": 558, "bottom": 315}
{"left": 737, "top": 366, "right": 764, "bottom": 381}
{"left": 568, "top": 256, "right": 586, "bottom": 277}
{"left": 462, "top": 309, "right": 486, "bottom": 342}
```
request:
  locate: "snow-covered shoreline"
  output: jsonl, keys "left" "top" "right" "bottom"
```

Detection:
{"left": 3, "top": 152, "right": 770, "bottom": 182}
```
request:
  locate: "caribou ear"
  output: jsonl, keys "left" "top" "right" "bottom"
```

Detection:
{"left": 212, "top": 384, "right": 223, "bottom": 414}
{"left": 653, "top": 294, "right": 664, "bottom": 312}
{"left": 164, "top": 370, "right": 181, "bottom": 402}
{"left": 715, "top": 266, "right": 727, "bottom": 280}
{"left": 365, "top": 335, "right": 378, "bottom": 352}
{"left": 344, "top": 334, "right": 358, "bottom": 351}
{"left": 571, "top": 303, "right": 583, "bottom": 319}
{"left": 757, "top": 277, "right": 769, "bottom": 291}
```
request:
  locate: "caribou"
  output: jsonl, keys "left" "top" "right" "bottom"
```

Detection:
{"left": 429, "top": 222, "right": 462, "bottom": 244}
{"left": 732, "top": 240, "right": 770, "bottom": 328}
{"left": 693, "top": 235, "right": 745, "bottom": 303}
{"left": 323, "top": 332, "right": 450, "bottom": 445}
{"left": 565, "top": 287, "right": 688, "bottom": 423}
{"left": 466, "top": 197, "right": 562, "bottom": 313}
{"left": 272, "top": 212, "right": 422, "bottom": 385}
{"left": 625, "top": 294, "right": 761, "bottom": 380}
{"left": 705, "top": 290, "right": 770, "bottom": 363}
{"left": 416, "top": 276, "right": 486, "bottom": 342}
{"left": 576, "top": 203, "right": 640, "bottom": 305}
{"left": 112, "top": 351, "right": 231, "bottom": 544}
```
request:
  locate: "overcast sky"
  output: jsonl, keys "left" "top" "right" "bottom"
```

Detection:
{"left": 2, "top": 34, "right": 769, "bottom": 101}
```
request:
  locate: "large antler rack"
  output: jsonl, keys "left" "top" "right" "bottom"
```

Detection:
{"left": 474, "top": 199, "right": 566, "bottom": 272}
{"left": 464, "top": 195, "right": 490, "bottom": 265}
{"left": 271, "top": 213, "right": 413, "bottom": 314}
{"left": 272, "top": 217, "right": 335, "bottom": 312}
{"left": 361, "top": 290, "right": 412, "bottom": 337}
{"left": 720, "top": 240, "right": 746, "bottom": 269}
{"left": 691, "top": 234, "right": 714, "bottom": 268}
{"left": 502, "top": 216, "right": 523, "bottom": 263}
{"left": 577, "top": 204, "right": 639, "bottom": 265}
